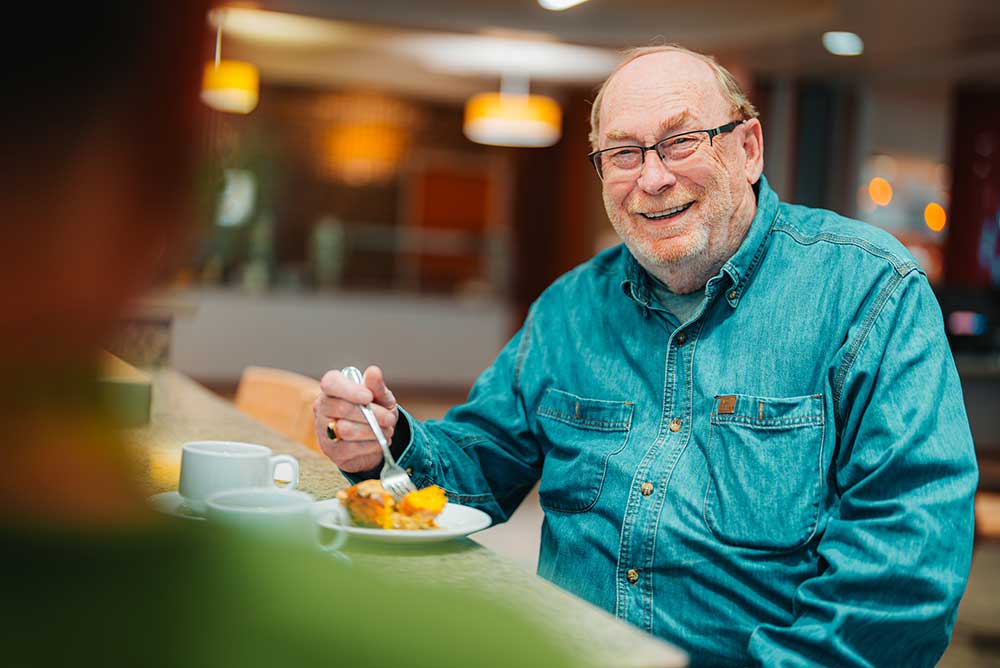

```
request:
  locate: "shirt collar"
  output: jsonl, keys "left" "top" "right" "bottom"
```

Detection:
{"left": 718, "top": 173, "right": 780, "bottom": 307}
{"left": 620, "top": 174, "right": 781, "bottom": 309}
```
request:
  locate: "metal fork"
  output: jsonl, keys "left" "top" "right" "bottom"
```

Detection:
{"left": 341, "top": 366, "right": 418, "bottom": 501}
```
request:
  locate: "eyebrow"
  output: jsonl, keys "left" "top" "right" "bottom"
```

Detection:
{"left": 657, "top": 111, "right": 693, "bottom": 136}
{"left": 603, "top": 111, "right": 693, "bottom": 144}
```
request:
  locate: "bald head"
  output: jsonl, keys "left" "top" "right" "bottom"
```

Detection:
{"left": 589, "top": 45, "right": 757, "bottom": 150}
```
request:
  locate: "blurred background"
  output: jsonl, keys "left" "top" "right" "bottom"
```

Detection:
{"left": 130, "top": 0, "right": 1000, "bottom": 392}
{"left": 114, "top": 3, "right": 1000, "bottom": 658}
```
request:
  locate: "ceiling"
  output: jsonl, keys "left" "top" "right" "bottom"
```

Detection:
{"left": 221, "top": 0, "right": 1000, "bottom": 101}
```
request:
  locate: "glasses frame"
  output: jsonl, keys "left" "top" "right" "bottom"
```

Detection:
{"left": 588, "top": 119, "right": 745, "bottom": 181}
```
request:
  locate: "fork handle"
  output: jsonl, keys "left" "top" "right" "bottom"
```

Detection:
{"left": 341, "top": 366, "right": 396, "bottom": 465}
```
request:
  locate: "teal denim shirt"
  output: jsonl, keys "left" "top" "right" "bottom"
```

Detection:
{"left": 385, "top": 176, "right": 978, "bottom": 667}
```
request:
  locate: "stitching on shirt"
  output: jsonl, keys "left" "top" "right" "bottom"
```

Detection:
{"left": 536, "top": 407, "right": 631, "bottom": 430}
{"left": 832, "top": 271, "right": 906, "bottom": 429}
{"left": 614, "top": 319, "right": 676, "bottom": 619}
{"left": 514, "top": 306, "right": 534, "bottom": 388}
{"left": 772, "top": 221, "right": 921, "bottom": 277}
{"left": 453, "top": 434, "right": 491, "bottom": 450}
{"left": 435, "top": 488, "right": 498, "bottom": 504}
{"left": 710, "top": 414, "right": 824, "bottom": 428}
{"left": 643, "top": 318, "right": 702, "bottom": 631}
{"left": 732, "top": 210, "right": 780, "bottom": 297}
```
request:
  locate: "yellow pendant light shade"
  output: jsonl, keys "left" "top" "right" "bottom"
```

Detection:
{"left": 463, "top": 92, "right": 561, "bottom": 147}
{"left": 201, "top": 60, "right": 260, "bottom": 114}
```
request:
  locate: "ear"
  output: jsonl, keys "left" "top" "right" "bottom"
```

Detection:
{"left": 739, "top": 118, "right": 764, "bottom": 184}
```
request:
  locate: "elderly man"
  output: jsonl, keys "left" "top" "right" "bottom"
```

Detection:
{"left": 317, "top": 45, "right": 977, "bottom": 667}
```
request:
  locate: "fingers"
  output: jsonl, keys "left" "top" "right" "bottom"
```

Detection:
{"left": 364, "top": 365, "right": 397, "bottom": 410}
{"left": 315, "top": 366, "right": 399, "bottom": 470}
{"left": 320, "top": 369, "right": 373, "bottom": 405}
{"left": 315, "top": 411, "right": 387, "bottom": 472}
{"left": 313, "top": 395, "right": 397, "bottom": 429}
{"left": 324, "top": 417, "right": 395, "bottom": 442}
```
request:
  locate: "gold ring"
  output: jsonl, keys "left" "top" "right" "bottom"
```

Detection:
{"left": 326, "top": 421, "right": 339, "bottom": 442}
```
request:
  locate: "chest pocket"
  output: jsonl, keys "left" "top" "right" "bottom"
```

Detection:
{"left": 703, "top": 393, "right": 825, "bottom": 551}
{"left": 536, "top": 388, "right": 634, "bottom": 513}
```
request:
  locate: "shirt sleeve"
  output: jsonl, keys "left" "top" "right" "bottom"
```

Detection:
{"left": 747, "top": 269, "right": 979, "bottom": 668}
{"left": 381, "top": 310, "right": 544, "bottom": 522}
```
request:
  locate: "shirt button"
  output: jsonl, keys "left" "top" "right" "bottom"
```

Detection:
{"left": 669, "top": 417, "right": 682, "bottom": 432}
{"left": 675, "top": 331, "right": 687, "bottom": 345}
{"left": 626, "top": 569, "right": 639, "bottom": 585}
{"left": 641, "top": 482, "right": 654, "bottom": 496}
{"left": 405, "top": 468, "right": 413, "bottom": 475}
{"left": 728, "top": 289, "right": 738, "bottom": 301}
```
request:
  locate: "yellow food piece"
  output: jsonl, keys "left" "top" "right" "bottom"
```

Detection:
{"left": 399, "top": 485, "right": 447, "bottom": 519}
{"left": 337, "top": 481, "right": 448, "bottom": 530}
{"left": 336, "top": 479, "right": 394, "bottom": 529}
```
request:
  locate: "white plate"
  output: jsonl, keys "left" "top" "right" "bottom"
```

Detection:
{"left": 312, "top": 498, "right": 491, "bottom": 543}
{"left": 148, "top": 491, "right": 206, "bottom": 521}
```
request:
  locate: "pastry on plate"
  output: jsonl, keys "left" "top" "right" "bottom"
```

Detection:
{"left": 336, "top": 480, "right": 447, "bottom": 530}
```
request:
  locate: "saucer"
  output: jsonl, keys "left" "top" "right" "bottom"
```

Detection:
{"left": 148, "top": 491, "right": 206, "bottom": 521}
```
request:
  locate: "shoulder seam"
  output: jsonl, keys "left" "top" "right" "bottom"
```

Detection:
{"left": 514, "top": 306, "right": 534, "bottom": 388}
{"left": 772, "top": 220, "right": 920, "bottom": 277}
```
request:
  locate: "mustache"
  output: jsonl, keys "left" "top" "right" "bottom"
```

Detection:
{"left": 626, "top": 197, "right": 696, "bottom": 214}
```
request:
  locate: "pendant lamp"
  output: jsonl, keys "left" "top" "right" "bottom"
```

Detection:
{"left": 201, "top": 10, "right": 260, "bottom": 114}
{"left": 464, "top": 76, "right": 561, "bottom": 147}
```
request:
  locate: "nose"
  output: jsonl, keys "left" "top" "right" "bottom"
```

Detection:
{"left": 636, "top": 150, "right": 677, "bottom": 195}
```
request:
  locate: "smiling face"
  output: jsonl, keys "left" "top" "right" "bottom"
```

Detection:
{"left": 597, "top": 51, "right": 763, "bottom": 292}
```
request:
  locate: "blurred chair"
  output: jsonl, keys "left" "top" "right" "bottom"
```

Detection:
{"left": 234, "top": 366, "right": 321, "bottom": 452}
{"left": 975, "top": 452, "right": 1000, "bottom": 543}
{"left": 977, "top": 493, "right": 1000, "bottom": 542}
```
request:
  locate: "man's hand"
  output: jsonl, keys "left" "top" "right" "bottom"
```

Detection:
{"left": 314, "top": 365, "right": 398, "bottom": 472}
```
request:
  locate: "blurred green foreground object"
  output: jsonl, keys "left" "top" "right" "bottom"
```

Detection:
{"left": 1, "top": 520, "right": 583, "bottom": 668}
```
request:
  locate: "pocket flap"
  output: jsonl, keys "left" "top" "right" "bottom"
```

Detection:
{"left": 537, "top": 388, "right": 633, "bottom": 431}
{"left": 711, "top": 393, "right": 823, "bottom": 427}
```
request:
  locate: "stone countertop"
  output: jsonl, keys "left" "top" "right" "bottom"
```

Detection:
{"left": 124, "top": 368, "right": 688, "bottom": 668}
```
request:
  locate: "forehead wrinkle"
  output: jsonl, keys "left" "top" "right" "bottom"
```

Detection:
{"left": 603, "top": 110, "right": 693, "bottom": 145}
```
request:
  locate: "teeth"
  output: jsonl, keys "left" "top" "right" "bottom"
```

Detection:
{"left": 642, "top": 202, "right": 692, "bottom": 219}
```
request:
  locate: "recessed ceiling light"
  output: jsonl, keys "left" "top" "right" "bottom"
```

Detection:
{"left": 386, "top": 34, "right": 618, "bottom": 82}
{"left": 539, "top": 0, "right": 589, "bottom": 10}
{"left": 208, "top": 7, "right": 357, "bottom": 47}
{"left": 822, "top": 31, "right": 864, "bottom": 56}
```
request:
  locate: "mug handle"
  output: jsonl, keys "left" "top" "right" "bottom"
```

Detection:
{"left": 269, "top": 454, "right": 299, "bottom": 490}
{"left": 316, "top": 504, "right": 349, "bottom": 555}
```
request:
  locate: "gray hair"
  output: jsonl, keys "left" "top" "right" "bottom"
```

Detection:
{"left": 589, "top": 44, "right": 759, "bottom": 149}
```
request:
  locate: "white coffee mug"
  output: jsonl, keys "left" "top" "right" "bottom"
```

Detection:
{"left": 178, "top": 440, "right": 299, "bottom": 514}
{"left": 205, "top": 488, "right": 346, "bottom": 553}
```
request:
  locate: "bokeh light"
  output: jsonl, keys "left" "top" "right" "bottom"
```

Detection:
{"left": 924, "top": 202, "right": 947, "bottom": 232}
{"left": 868, "top": 177, "right": 893, "bottom": 206}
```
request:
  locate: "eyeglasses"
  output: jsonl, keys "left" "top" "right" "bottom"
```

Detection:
{"left": 588, "top": 119, "right": 745, "bottom": 182}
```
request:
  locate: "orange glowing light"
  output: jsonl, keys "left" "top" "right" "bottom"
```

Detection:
{"left": 924, "top": 202, "right": 947, "bottom": 232}
{"left": 868, "top": 177, "right": 893, "bottom": 206}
